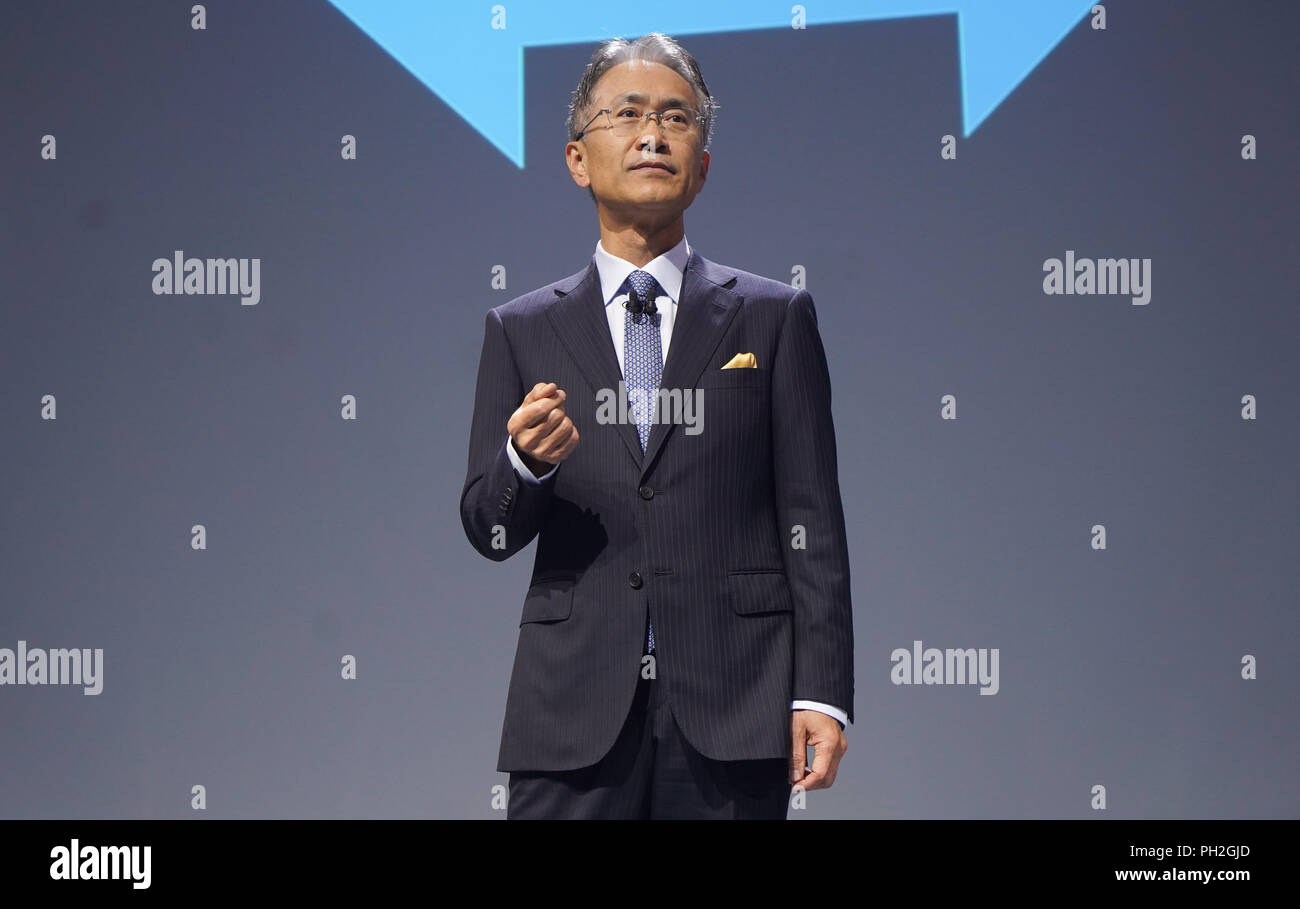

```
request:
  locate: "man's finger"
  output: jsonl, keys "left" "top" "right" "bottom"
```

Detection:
{"left": 523, "top": 381, "right": 556, "bottom": 405}
{"left": 521, "top": 391, "right": 565, "bottom": 426}
{"left": 513, "top": 388, "right": 566, "bottom": 430}
{"left": 552, "top": 423, "right": 580, "bottom": 460}
{"left": 803, "top": 739, "right": 833, "bottom": 790}
{"left": 822, "top": 745, "right": 841, "bottom": 788}
{"left": 520, "top": 383, "right": 559, "bottom": 415}
{"left": 542, "top": 404, "right": 568, "bottom": 429}
{"left": 534, "top": 418, "right": 575, "bottom": 459}
{"left": 789, "top": 721, "right": 807, "bottom": 784}
{"left": 524, "top": 406, "right": 567, "bottom": 444}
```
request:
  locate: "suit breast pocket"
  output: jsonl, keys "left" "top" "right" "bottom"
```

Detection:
{"left": 519, "top": 574, "right": 575, "bottom": 625}
{"left": 684, "top": 367, "right": 771, "bottom": 473}
{"left": 697, "top": 367, "right": 768, "bottom": 390}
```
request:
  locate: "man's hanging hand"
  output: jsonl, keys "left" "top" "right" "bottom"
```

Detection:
{"left": 790, "top": 709, "right": 848, "bottom": 791}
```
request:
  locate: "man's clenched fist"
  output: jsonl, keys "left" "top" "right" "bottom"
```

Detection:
{"left": 508, "top": 381, "right": 579, "bottom": 476}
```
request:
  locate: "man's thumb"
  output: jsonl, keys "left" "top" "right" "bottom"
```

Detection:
{"left": 525, "top": 381, "right": 554, "bottom": 403}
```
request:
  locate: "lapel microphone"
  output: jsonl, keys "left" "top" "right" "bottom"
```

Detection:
{"left": 624, "top": 287, "right": 658, "bottom": 317}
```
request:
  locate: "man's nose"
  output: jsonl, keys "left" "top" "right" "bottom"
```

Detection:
{"left": 637, "top": 124, "right": 668, "bottom": 150}
{"left": 638, "top": 112, "right": 670, "bottom": 140}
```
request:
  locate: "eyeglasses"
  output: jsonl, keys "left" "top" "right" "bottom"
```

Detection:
{"left": 575, "top": 105, "right": 701, "bottom": 140}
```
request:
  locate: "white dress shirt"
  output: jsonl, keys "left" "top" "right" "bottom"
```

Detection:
{"left": 502, "top": 235, "right": 849, "bottom": 729}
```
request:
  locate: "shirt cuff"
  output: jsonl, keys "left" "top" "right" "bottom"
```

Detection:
{"left": 791, "top": 700, "right": 848, "bottom": 729}
{"left": 505, "top": 436, "right": 558, "bottom": 484}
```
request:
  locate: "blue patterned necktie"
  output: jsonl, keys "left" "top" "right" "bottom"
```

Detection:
{"left": 623, "top": 269, "right": 663, "bottom": 652}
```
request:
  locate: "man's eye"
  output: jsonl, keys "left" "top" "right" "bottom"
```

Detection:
{"left": 617, "top": 108, "right": 640, "bottom": 118}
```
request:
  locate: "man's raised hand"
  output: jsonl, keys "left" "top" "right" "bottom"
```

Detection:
{"left": 508, "top": 382, "right": 580, "bottom": 475}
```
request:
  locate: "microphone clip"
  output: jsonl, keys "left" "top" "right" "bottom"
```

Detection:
{"left": 624, "top": 290, "right": 658, "bottom": 317}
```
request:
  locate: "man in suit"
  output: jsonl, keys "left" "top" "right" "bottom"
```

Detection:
{"left": 460, "top": 33, "right": 853, "bottom": 818}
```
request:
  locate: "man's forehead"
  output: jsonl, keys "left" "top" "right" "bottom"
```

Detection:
{"left": 595, "top": 62, "right": 694, "bottom": 105}
{"left": 604, "top": 89, "right": 695, "bottom": 109}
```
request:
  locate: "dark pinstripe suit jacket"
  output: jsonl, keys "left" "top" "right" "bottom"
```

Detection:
{"left": 460, "top": 248, "right": 854, "bottom": 773}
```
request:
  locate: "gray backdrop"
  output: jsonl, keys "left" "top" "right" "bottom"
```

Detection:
{"left": 1, "top": 0, "right": 1296, "bottom": 819}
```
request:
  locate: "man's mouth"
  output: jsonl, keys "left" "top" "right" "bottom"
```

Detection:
{"left": 632, "top": 161, "right": 674, "bottom": 172}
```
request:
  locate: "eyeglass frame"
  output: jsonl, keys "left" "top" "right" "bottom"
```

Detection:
{"left": 573, "top": 104, "right": 702, "bottom": 141}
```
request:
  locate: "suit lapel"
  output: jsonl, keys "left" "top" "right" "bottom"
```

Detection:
{"left": 546, "top": 248, "right": 744, "bottom": 476}
{"left": 640, "top": 252, "right": 743, "bottom": 473}
{"left": 546, "top": 259, "right": 645, "bottom": 466}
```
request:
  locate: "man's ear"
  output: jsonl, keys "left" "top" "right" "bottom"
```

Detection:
{"left": 565, "top": 140, "right": 590, "bottom": 189}
{"left": 698, "top": 150, "right": 710, "bottom": 183}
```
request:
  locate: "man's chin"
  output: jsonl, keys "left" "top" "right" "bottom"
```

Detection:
{"left": 604, "top": 193, "right": 686, "bottom": 213}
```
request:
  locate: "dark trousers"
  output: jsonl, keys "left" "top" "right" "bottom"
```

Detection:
{"left": 507, "top": 668, "right": 791, "bottom": 819}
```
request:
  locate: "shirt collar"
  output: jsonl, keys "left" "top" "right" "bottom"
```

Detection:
{"left": 594, "top": 234, "right": 691, "bottom": 305}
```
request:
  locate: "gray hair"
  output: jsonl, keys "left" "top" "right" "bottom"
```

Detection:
{"left": 567, "top": 32, "right": 719, "bottom": 152}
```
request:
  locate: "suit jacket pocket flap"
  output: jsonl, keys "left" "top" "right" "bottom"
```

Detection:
{"left": 727, "top": 570, "right": 794, "bottom": 615}
{"left": 520, "top": 577, "right": 574, "bottom": 624}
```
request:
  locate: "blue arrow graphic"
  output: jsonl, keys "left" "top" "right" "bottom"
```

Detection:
{"left": 325, "top": 1, "right": 1095, "bottom": 168}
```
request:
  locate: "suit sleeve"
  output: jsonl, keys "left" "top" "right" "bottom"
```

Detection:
{"left": 459, "top": 308, "right": 557, "bottom": 561}
{"left": 771, "top": 288, "right": 855, "bottom": 723}
{"left": 505, "top": 434, "right": 559, "bottom": 484}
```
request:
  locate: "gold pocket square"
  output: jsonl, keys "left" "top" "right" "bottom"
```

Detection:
{"left": 721, "top": 352, "right": 757, "bottom": 369}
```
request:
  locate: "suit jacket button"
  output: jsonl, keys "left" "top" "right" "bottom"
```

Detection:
{"left": 628, "top": 571, "right": 642, "bottom": 589}
{"left": 638, "top": 485, "right": 654, "bottom": 500}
